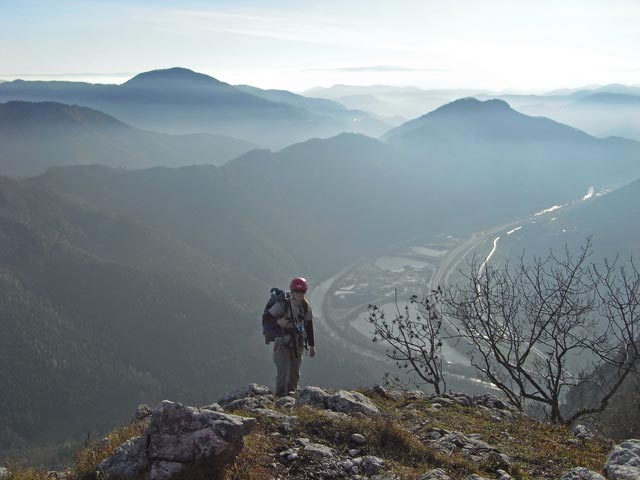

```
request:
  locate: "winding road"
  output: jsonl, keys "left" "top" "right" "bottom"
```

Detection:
{"left": 310, "top": 186, "right": 601, "bottom": 367}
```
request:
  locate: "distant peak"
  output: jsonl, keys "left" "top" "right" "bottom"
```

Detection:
{"left": 123, "top": 67, "right": 228, "bottom": 88}
{"left": 431, "top": 97, "right": 512, "bottom": 116}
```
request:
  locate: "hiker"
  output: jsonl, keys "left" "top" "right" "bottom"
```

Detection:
{"left": 262, "top": 277, "right": 316, "bottom": 397}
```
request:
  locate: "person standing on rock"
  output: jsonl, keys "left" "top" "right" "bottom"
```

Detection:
{"left": 262, "top": 277, "right": 316, "bottom": 397}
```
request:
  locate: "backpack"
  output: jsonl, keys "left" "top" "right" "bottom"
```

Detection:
{"left": 262, "top": 287, "right": 287, "bottom": 344}
{"left": 262, "top": 287, "right": 309, "bottom": 345}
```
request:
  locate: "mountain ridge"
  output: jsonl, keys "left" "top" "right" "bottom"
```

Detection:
{"left": 384, "top": 97, "right": 593, "bottom": 143}
{"left": 0, "top": 100, "right": 258, "bottom": 176}
{"left": 0, "top": 67, "right": 387, "bottom": 147}
{"left": 122, "top": 67, "right": 229, "bottom": 88}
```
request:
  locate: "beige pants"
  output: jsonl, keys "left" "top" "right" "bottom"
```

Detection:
{"left": 273, "top": 335, "right": 304, "bottom": 397}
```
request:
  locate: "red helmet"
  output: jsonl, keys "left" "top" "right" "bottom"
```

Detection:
{"left": 290, "top": 277, "right": 308, "bottom": 292}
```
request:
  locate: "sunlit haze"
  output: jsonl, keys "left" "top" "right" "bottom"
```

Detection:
{"left": 1, "top": 0, "right": 640, "bottom": 92}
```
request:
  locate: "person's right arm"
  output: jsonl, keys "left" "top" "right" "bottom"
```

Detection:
{"left": 264, "top": 302, "right": 291, "bottom": 328}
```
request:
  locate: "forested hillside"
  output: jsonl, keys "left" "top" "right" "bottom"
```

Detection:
{"left": 3, "top": 98, "right": 640, "bottom": 462}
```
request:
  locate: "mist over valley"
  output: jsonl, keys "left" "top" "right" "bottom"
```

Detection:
{"left": 2, "top": 63, "right": 640, "bottom": 470}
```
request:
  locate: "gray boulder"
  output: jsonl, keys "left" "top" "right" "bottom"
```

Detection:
{"left": 297, "top": 386, "right": 332, "bottom": 408}
{"left": 361, "top": 455, "right": 385, "bottom": 475}
{"left": 275, "top": 395, "right": 296, "bottom": 409}
{"left": 218, "top": 383, "right": 272, "bottom": 407}
{"left": 0, "top": 467, "right": 8, "bottom": 479}
{"left": 429, "top": 431, "right": 510, "bottom": 471}
{"left": 496, "top": 469, "right": 513, "bottom": 480}
{"left": 253, "top": 408, "right": 296, "bottom": 423}
{"left": 572, "top": 425, "right": 595, "bottom": 441}
{"left": 299, "top": 439, "right": 335, "bottom": 459}
{"left": 425, "top": 392, "right": 514, "bottom": 412}
{"left": 223, "top": 396, "right": 274, "bottom": 411}
{"left": 99, "top": 437, "right": 148, "bottom": 478}
{"left": 327, "top": 390, "right": 381, "bottom": 416}
{"left": 253, "top": 408, "right": 297, "bottom": 433}
{"left": 217, "top": 383, "right": 275, "bottom": 413}
{"left": 134, "top": 404, "right": 152, "bottom": 421}
{"left": 420, "top": 468, "right": 451, "bottom": 479}
{"left": 201, "top": 403, "right": 224, "bottom": 413}
{"left": 560, "top": 467, "right": 606, "bottom": 479}
{"left": 351, "top": 433, "right": 367, "bottom": 445}
{"left": 320, "top": 409, "right": 352, "bottom": 421}
{"left": 297, "top": 386, "right": 381, "bottom": 416}
{"left": 604, "top": 439, "right": 640, "bottom": 480}
{"left": 98, "top": 400, "right": 255, "bottom": 480}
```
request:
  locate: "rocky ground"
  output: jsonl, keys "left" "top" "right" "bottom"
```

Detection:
{"left": 2, "top": 384, "right": 639, "bottom": 480}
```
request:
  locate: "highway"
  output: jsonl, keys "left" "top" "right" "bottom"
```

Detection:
{"left": 309, "top": 186, "right": 601, "bottom": 370}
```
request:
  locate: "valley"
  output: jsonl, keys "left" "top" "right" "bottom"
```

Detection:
{"left": 312, "top": 184, "right": 608, "bottom": 392}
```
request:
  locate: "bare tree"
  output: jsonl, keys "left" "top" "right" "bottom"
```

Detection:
{"left": 368, "top": 288, "right": 448, "bottom": 394}
{"left": 440, "top": 239, "right": 640, "bottom": 424}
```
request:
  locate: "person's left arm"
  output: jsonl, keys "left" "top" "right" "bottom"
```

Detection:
{"left": 305, "top": 307, "right": 316, "bottom": 357}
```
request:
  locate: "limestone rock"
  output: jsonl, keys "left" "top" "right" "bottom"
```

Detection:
{"left": 297, "top": 386, "right": 380, "bottom": 416}
{"left": 371, "top": 385, "right": 393, "bottom": 398}
{"left": 224, "top": 395, "right": 274, "bottom": 411}
{"left": 135, "top": 404, "right": 152, "bottom": 421}
{"left": 279, "top": 448, "right": 298, "bottom": 462}
{"left": 429, "top": 431, "right": 510, "bottom": 471}
{"left": 275, "top": 395, "right": 296, "bottom": 409}
{"left": 420, "top": 468, "right": 451, "bottom": 479}
{"left": 298, "top": 437, "right": 335, "bottom": 458}
{"left": 425, "top": 392, "right": 514, "bottom": 413}
{"left": 253, "top": 408, "right": 296, "bottom": 423}
{"left": 201, "top": 403, "right": 224, "bottom": 413}
{"left": 215, "top": 383, "right": 276, "bottom": 412}
{"left": 604, "top": 439, "right": 640, "bottom": 480}
{"left": 496, "top": 469, "right": 513, "bottom": 480}
{"left": 361, "top": 455, "right": 385, "bottom": 475}
{"left": 303, "top": 442, "right": 335, "bottom": 458}
{"left": 326, "top": 390, "right": 381, "bottom": 416}
{"left": 99, "top": 436, "right": 148, "bottom": 479}
{"left": 98, "top": 400, "right": 255, "bottom": 480}
{"left": 560, "top": 467, "right": 606, "bottom": 479}
{"left": 572, "top": 425, "right": 595, "bottom": 441}
{"left": 297, "top": 386, "right": 332, "bottom": 408}
{"left": 351, "top": 433, "right": 367, "bottom": 445}
{"left": 218, "top": 383, "right": 272, "bottom": 407}
{"left": 319, "top": 409, "right": 352, "bottom": 421}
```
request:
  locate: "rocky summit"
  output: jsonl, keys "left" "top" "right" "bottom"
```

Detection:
{"left": 3, "top": 384, "right": 639, "bottom": 480}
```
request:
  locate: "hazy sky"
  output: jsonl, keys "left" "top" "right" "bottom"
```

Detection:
{"left": 1, "top": 0, "right": 639, "bottom": 92}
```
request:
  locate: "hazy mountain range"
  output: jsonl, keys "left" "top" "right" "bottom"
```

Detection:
{"left": 0, "top": 157, "right": 392, "bottom": 451}
{"left": 0, "top": 68, "right": 389, "bottom": 148}
{"left": 304, "top": 84, "right": 484, "bottom": 123}
{"left": 383, "top": 98, "right": 640, "bottom": 226}
{"left": 307, "top": 83, "right": 640, "bottom": 141}
{"left": 2, "top": 73, "right": 640, "bottom": 463}
{"left": 0, "top": 101, "right": 257, "bottom": 176}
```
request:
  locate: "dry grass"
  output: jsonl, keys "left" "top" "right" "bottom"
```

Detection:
{"left": 71, "top": 420, "right": 146, "bottom": 480}
{"left": 2, "top": 464, "right": 51, "bottom": 480}
{"left": 4, "top": 392, "right": 615, "bottom": 480}
{"left": 225, "top": 432, "right": 281, "bottom": 480}
{"left": 288, "top": 405, "right": 479, "bottom": 479}
{"left": 367, "top": 395, "right": 612, "bottom": 479}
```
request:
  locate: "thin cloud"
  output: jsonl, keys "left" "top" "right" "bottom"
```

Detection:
{"left": 131, "top": 6, "right": 433, "bottom": 54}
{"left": 0, "top": 72, "right": 136, "bottom": 78}
{"left": 308, "top": 65, "right": 448, "bottom": 73}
